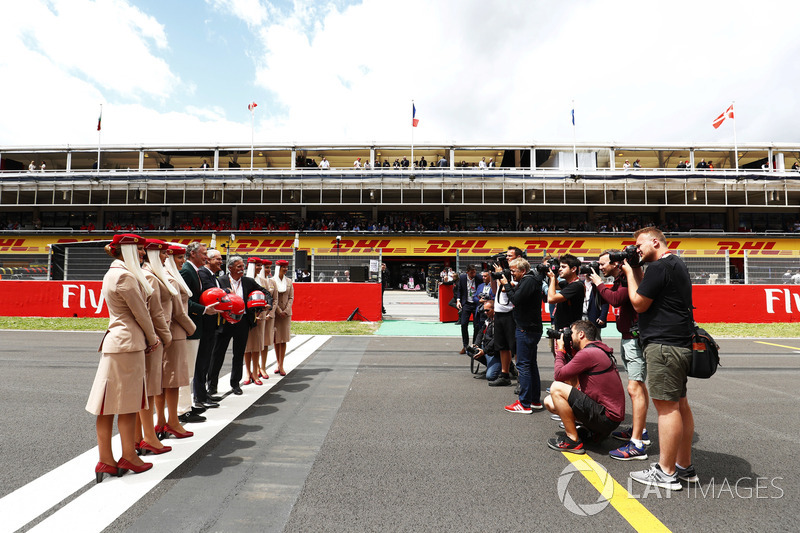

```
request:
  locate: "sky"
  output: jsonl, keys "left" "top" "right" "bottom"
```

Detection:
{"left": 1, "top": 0, "right": 798, "bottom": 147}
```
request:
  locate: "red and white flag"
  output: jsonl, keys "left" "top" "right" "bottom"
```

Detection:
{"left": 412, "top": 103, "right": 419, "bottom": 127}
{"left": 248, "top": 102, "right": 258, "bottom": 111}
{"left": 712, "top": 104, "right": 734, "bottom": 129}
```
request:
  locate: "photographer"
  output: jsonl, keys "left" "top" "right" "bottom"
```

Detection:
{"left": 498, "top": 257, "right": 545, "bottom": 413}
{"left": 544, "top": 320, "right": 625, "bottom": 454}
{"left": 547, "top": 254, "right": 585, "bottom": 353}
{"left": 589, "top": 250, "right": 650, "bottom": 461}
{"left": 474, "top": 269, "right": 495, "bottom": 330}
{"left": 624, "top": 227, "right": 696, "bottom": 490}
{"left": 470, "top": 300, "right": 501, "bottom": 382}
{"left": 454, "top": 265, "right": 478, "bottom": 354}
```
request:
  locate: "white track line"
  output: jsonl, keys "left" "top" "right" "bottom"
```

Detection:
{"left": 1, "top": 334, "right": 329, "bottom": 533}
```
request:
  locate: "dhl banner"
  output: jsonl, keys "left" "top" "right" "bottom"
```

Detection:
{"left": 0, "top": 280, "right": 797, "bottom": 323}
{"left": 1, "top": 234, "right": 799, "bottom": 257}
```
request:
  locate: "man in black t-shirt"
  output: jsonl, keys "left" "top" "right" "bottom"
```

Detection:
{"left": 547, "top": 254, "right": 585, "bottom": 330}
{"left": 623, "top": 226, "right": 696, "bottom": 491}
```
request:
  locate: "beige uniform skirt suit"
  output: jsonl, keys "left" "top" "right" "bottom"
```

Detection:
{"left": 262, "top": 277, "right": 278, "bottom": 347}
{"left": 163, "top": 274, "right": 196, "bottom": 387}
{"left": 273, "top": 277, "right": 293, "bottom": 344}
{"left": 86, "top": 260, "right": 157, "bottom": 415}
{"left": 142, "top": 265, "right": 172, "bottom": 394}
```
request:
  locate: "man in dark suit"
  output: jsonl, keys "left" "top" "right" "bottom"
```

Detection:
{"left": 454, "top": 264, "right": 478, "bottom": 354}
{"left": 180, "top": 242, "right": 220, "bottom": 422}
{"left": 207, "top": 255, "right": 267, "bottom": 395}
{"left": 194, "top": 248, "right": 224, "bottom": 406}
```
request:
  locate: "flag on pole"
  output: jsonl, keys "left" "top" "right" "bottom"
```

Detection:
{"left": 248, "top": 102, "right": 258, "bottom": 111}
{"left": 412, "top": 104, "right": 419, "bottom": 127}
{"left": 712, "top": 104, "right": 734, "bottom": 129}
{"left": 97, "top": 108, "right": 102, "bottom": 131}
{"left": 571, "top": 108, "right": 575, "bottom": 126}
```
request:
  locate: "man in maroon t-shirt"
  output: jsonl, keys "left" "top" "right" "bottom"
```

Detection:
{"left": 544, "top": 320, "right": 625, "bottom": 454}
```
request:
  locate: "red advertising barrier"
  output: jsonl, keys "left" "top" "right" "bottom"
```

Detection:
{"left": 0, "top": 281, "right": 382, "bottom": 322}
{"left": 0, "top": 281, "right": 798, "bottom": 323}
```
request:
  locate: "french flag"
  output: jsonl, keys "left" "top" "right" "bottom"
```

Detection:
{"left": 412, "top": 104, "right": 419, "bottom": 127}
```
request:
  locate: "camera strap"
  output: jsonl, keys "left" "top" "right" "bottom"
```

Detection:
{"left": 584, "top": 342, "right": 618, "bottom": 376}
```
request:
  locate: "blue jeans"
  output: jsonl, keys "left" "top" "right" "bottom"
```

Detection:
{"left": 515, "top": 328, "right": 542, "bottom": 407}
{"left": 486, "top": 352, "right": 501, "bottom": 381}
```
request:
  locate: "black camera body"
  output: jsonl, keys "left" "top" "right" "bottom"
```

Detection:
{"left": 608, "top": 245, "right": 641, "bottom": 268}
{"left": 546, "top": 325, "right": 574, "bottom": 359}
{"left": 465, "top": 345, "right": 482, "bottom": 357}
{"left": 536, "top": 258, "right": 559, "bottom": 276}
{"left": 579, "top": 261, "right": 601, "bottom": 276}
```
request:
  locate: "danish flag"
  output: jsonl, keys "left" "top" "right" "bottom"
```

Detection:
{"left": 248, "top": 102, "right": 258, "bottom": 111}
{"left": 712, "top": 104, "right": 734, "bottom": 129}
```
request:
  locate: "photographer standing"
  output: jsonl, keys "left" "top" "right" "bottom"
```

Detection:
{"left": 590, "top": 251, "right": 650, "bottom": 461}
{"left": 454, "top": 265, "right": 478, "bottom": 354}
{"left": 547, "top": 254, "right": 585, "bottom": 353}
{"left": 498, "top": 257, "right": 545, "bottom": 413}
{"left": 624, "top": 227, "right": 696, "bottom": 490}
{"left": 544, "top": 320, "right": 625, "bottom": 453}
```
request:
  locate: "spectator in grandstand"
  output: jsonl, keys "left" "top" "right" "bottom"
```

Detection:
{"left": 419, "top": 156, "right": 427, "bottom": 168}
{"left": 544, "top": 320, "right": 625, "bottom": 454}
{"left": 319, "top": 156, "right": 330, "bottom": 170}
{"left": 633, "top": 159, "right": 641, "bottom": 169}
{"left": 87, "top": 234, "right": 158, "bottom": 481}
{"left": 402, "top": 156, "right": 410, "bottom": 168}
{"left": 272, "top": 259, "right": 294, "bottom": 375}
{"left": 793, "top": 270, "right": 800, "bottom": 284}
{"left": 676, "top": 161, "right": 686, "bottom": 169}
{"left": 28, "top": 161, "right": 36, "bottom": 171}
{"left": 622, "top": 160, "right": 630, "bottom": 170}
{"left": 697, "top": 158, "right": 709, "bottom": 169}
{"left": 437, "top": 155, "right": 448, "bottom": 168}
{"left": 488, "top": 158, "right": 496, "bottom": 168}
{"left": 383, "top": 158, "right": 390, "bottom": 167}
{"left": 792, "top": 161, "right": 799, "bottom": 171}
{"left": 353, "top": 157, "right": 362, "bottom": 169}
{"left": 200, "top": 160, "right": 210, "bottom": 169}
{"left": 479, "top": 157, "right": 487, "bottom": 169}
{"left": 40, "top": 161, "right": 46, "bottom": 172}
{"left": 783, "top": 270, "right": 793, "bottom": 284}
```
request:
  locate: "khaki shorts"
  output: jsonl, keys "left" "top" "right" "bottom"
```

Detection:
{"left": 644, "top": 343, "right": 691, "bottom": 402}
{"left": 620, "top": 338, "right": 646, "bottom": 382}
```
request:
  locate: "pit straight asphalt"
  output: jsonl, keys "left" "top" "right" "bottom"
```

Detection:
{"left": 1, "top": 326, "right": 798, "bottom": 532}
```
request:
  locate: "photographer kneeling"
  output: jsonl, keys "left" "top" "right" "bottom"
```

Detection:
{"left": 544, "top": 320, "right": 625, "bottom": 454}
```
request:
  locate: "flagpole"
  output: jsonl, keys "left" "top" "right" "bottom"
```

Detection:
{"left": 732, "top": 101, "right": 738, "bottom": 173}
{"left": 572, "top": 99, "right": 577, "bottom": 171}
{"left": 411, "top": 100, "right": 415, "bottom": 172}
{"left": 250, "top": 104, "right": 255, "bottom": 172}
{"left": 97, "top": 104, "right": 102, "bottom": 175}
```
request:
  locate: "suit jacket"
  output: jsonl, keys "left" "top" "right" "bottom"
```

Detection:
{"left": 586, "top": 283, "right": 610, "bottom": 328}
{"left": 181, "top": 261, "right": 205, "bottom": 340}
{"left": 217, "top": 274, "right": 267, "bottom": 328}
{"left": 454, "top": 273, "right": 477, "bottom": 306}
{"left": 100, "top": 260, "right": 157, "bottom": 353}
{"left": 199, "top": 266, "right": 221, "bottom": 292}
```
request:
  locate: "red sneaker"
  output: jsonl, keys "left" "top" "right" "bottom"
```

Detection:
{"left": 504, "top": 400, "right": 532, "bottom": 414}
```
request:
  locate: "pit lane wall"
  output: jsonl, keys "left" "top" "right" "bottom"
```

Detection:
{"left": 0, "top": 281, "right": 383, "bottom": 322}
{"left": 0, "top": 281, "right": 798, "bottom": 323}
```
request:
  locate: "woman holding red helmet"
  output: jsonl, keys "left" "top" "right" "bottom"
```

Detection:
{"left": 257, "top": 259, "right": 278, "bottom": 379}
{"left": 243, "top": 258, "right": 269, "bottom": 385}
{"left": 86, "top": 233, "right": 159, "bottom": 482}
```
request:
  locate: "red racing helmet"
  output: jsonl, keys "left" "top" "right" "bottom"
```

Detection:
{"left": 200, "top": 287, "right": 230, "bottom": 309}
{"left": 223, "top": 294, "right": 246, "bottom": 323}
{"left": 247, "top": 290, "right": 267, "bottom": 310}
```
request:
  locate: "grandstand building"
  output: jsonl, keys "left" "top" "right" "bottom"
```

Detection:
{"left": 1, "top": 141, "right": 799, "bottom": 284}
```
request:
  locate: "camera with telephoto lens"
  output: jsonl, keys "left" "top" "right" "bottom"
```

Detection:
{"left": 546, "top": 325, "right": 573, "bottom": 359}
{"left": 489, "top": 253, "right": 510, "bottom": 279}
{"left": 465, "top": 345, "right": 482, "bottom": 357}
{"left": 579, "top": 261, "right": 601, "bottom": 276}
{"left": 536, "top": 258, "right": 560, "bottom": 276}
{"left": 607, "top": 245, "right": 641, "bottom": 268}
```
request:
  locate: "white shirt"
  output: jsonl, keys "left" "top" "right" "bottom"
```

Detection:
{"left": 319, "top": 159, "right": 330, "bottom": 169}
{"left": 229, "top": 276, "right": 243, "bottom": 298}
{"left": 353, "top": 159, "right": 361, "bottom": 168}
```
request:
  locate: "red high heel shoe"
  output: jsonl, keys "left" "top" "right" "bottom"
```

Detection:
{"left": 138, "top": 440, "right": 172, "bottom": 455}
{"left": 154, "top": 425, "right": 168, "bottom": 440}
{"left": 117, "top": 458, "right": 153, "bottom": 475}
{"left": 279, "top": 369, "right": 286, "bottom": 376}
{"left": 274, "top": 368, "right": 281, "bottom": 374}
{"left": 163, "top": 424, "right": 193, "bottom": 439}
{"left": 258, "top": 369, "right": 268, "bottom": 380}
{"left": 95, "top": 462, "right": 121, "bottom": 483}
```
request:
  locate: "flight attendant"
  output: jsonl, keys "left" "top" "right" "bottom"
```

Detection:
{"left": 86, "top": 233, "right": 158, "bottom": 482}
{"left": 136, "top": 239, "right": 175, "bottom": 454}
{"left": 272, "top": 259, "right": 294, "bottom": 376}
{"left": 258, "top": 259, "right": 278, "bottom": 379}
{"left": 158, "top": 244, "right": 198, "bottom": 438}
{"left": 244, "top": 258, "right": 266, "bottom": 385}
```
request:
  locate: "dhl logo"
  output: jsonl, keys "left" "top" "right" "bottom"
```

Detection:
{"left": 715, "top": 241, "right": 779, "bottom": 256}
{"left": 0, "top": 238, "right": 39, "bottom": 252}
{"left": 232, "top": 238, "right": 297, "bottom": 254}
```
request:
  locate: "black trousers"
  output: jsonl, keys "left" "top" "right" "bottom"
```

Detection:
{"left": 194, "top": 314, "right": 218, "bottom": 401}
{"left": 459, "top": 303, "right": 476, "bottom": 348}
{"left": 207, "top": 319, "right": 250, "bottom": 391}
